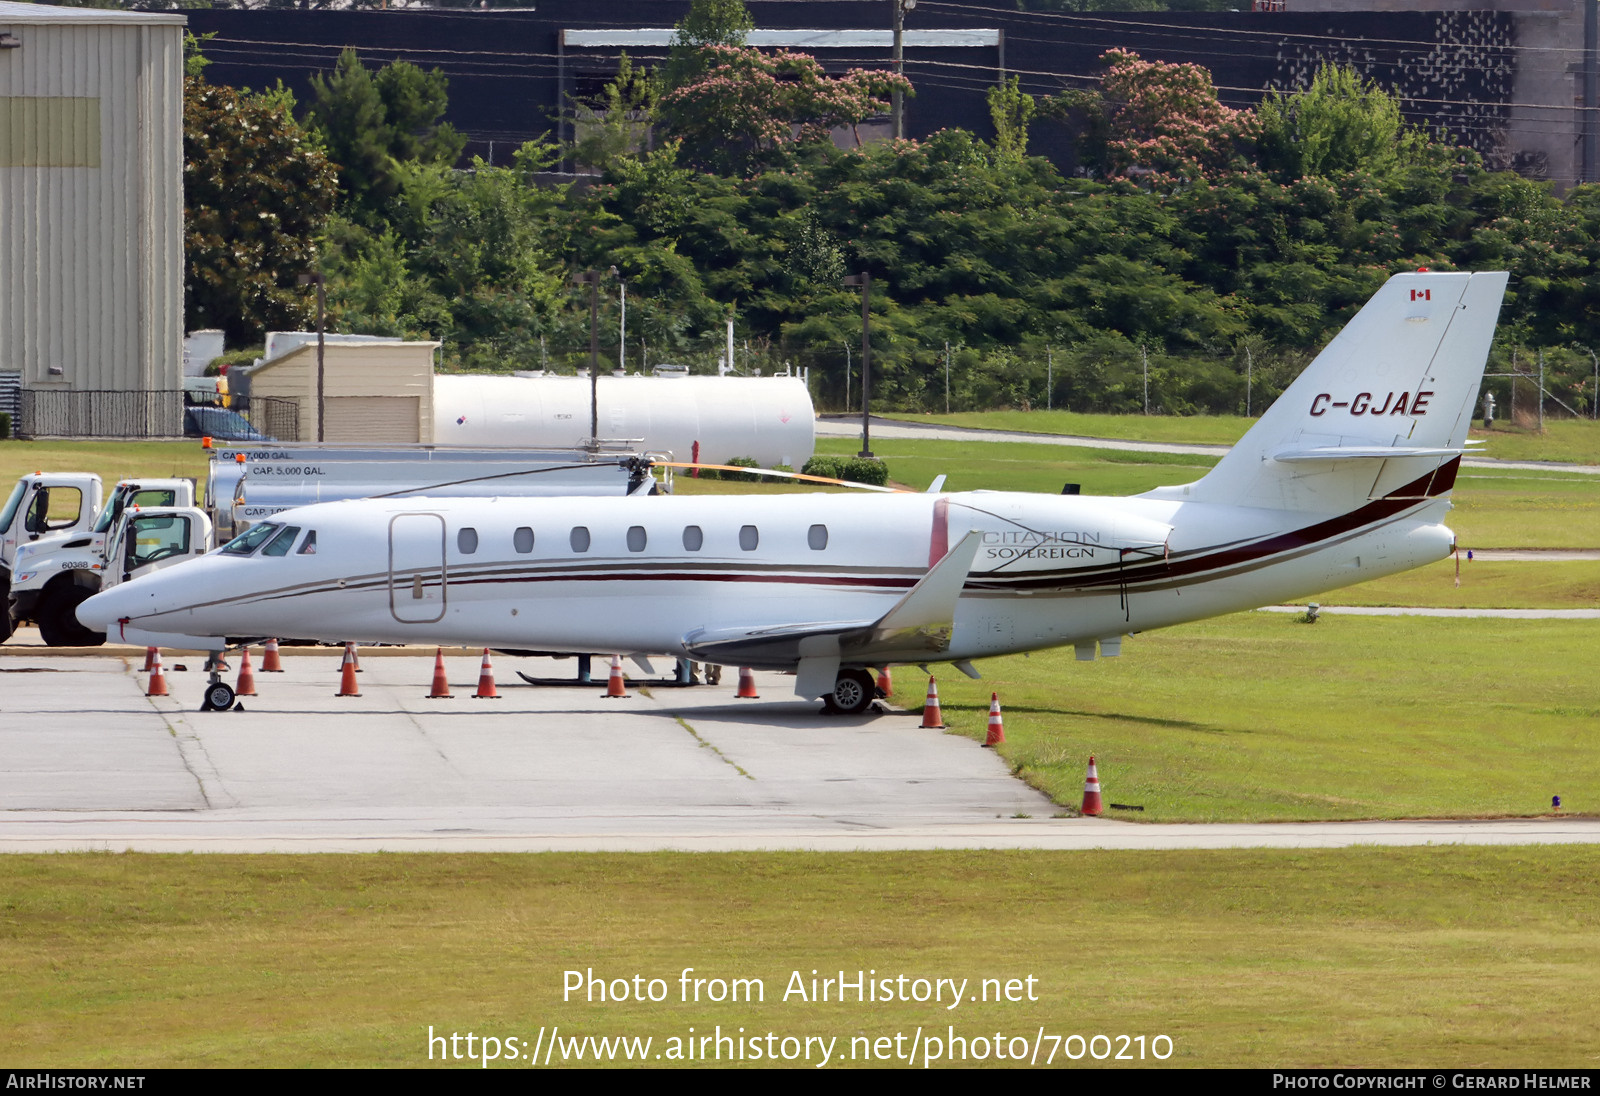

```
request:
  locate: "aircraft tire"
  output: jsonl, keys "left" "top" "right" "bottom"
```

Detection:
{"left": 829, "top": 669, "right": 876, "bottom": 715}
{"left": 202, "top": 681, "right": 236, "bottom": 712}
{"left": 35, "top": 585, "right": 105, "bottom": 648}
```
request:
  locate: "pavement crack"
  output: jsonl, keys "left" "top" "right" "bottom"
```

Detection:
{"left": 675, "top": 717, "right": 754, "bottom": 780}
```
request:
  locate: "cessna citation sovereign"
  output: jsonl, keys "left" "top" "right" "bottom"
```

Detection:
{"left": 80, "top": 271, "right": 1508, "bottom": 713}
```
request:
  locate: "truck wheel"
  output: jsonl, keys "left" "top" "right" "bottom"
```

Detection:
{"left": 828, "top": 669, "right": 877, "bottom": 715}
{"left": 36, "top": 586, "right": 106, "bottom": 647}
{"left": 0, "top": 578, "right": 13, "bottom": 645}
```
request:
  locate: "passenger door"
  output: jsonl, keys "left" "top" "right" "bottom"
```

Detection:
{"left": 388, "top": 513, "right": 447, "bottom": 624}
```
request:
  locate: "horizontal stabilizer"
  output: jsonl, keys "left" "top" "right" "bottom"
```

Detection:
{"left": 1273, "top": 445, "right": 1465, "bottom": 463}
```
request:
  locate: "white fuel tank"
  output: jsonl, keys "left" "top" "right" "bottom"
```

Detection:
{"left": 432, "top": 374, "right": 815, "bottom": 468}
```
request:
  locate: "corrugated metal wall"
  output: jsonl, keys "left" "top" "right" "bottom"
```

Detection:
{"left": 0, "top": 9, "right": 184, "bottom": 435}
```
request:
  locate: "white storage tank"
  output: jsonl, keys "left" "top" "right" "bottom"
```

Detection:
{"left": 433, "top": 374, "right": 815, "bottom": 468}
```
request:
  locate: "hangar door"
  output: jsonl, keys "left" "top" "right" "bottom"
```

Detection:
{"left": 389, "top": 512, "right": 447, "bottom": 623}
{"left": 326, "top": 396, "right": 421, "bottom": 443}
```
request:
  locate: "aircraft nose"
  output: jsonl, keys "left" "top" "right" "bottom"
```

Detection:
{"left": 76, "top": 584, "right": 140, "bottom": 632}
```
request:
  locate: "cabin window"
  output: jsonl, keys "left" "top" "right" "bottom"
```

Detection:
{"left": 513, "top": 526, "right": 535, "bottom": 554}
{"left": 297, "top": 530, "right": 318, "bottom": 555}
{"left": 261, "top": 525, "right": 302, "bottom": 557}
{"left": 739, "top": 525, "right": 759, "bottom": 551}
{"left": 457, "top": 527, "right": 479, "bottom": 555}
{"left": 682, "top": 525, "right": 703, "bottom": 551}
{"left": 627, "top": 525, "right": 647, "bottom": 552}
{"left": 808, "top": 524, "right": 829, "bottom": 550}
{"left": 570, "top": 526, "right": 591, "bottom": 553}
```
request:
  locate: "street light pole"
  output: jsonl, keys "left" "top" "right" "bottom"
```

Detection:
{"left": 843, "top": 272, "right": 873, "bottom": 457}
{"left": 297, "top": 272, "right": 326, "bottom": 442}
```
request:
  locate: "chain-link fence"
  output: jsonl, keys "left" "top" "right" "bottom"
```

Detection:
{"left": 19, "top": 390, "right": 185, "bottom": 439}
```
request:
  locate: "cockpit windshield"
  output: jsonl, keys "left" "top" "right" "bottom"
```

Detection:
{"left": 260, "top": 525, "right": 302, "bottom": 557}
{"left": 219, "top": 522, "right": 281, "bottom": 556}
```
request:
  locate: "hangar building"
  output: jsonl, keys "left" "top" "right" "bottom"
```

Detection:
{"left": 0, "top": 2, "right": 185, "bottom": 437}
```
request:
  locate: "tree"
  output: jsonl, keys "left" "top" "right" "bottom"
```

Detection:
{"left": 571, "top": 53, "right": 660, "bottom": 171}
{"left": 658, "top": 46, "right": 911, "bottom": 173}
{"left": 664, "top": 0, "right": 755, "bottom": 89}
{"left": 183, "top": 76, "right": 338, "bottom": 344}
{"left": 1091, "top": 49, "right": 1258, "bottom": 181}
{"left": 1256, "top": 64, "right": 1423, "bottom": 182}
{"left": 304, "top": 49, "right": 466, "bottom": 231}
{"left": 988, "top": 75, "right": 1036, "bottom": 162}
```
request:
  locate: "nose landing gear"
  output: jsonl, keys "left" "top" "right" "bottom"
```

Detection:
{"left": 199, "top": 652, "right": 238, "bottom": 712}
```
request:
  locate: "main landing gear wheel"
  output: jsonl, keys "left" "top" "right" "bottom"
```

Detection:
{"left": 826, "top": 668, "right": 877, "bottom": 715}
{"left": 201, "top": 681, "right": 236, "bottom": 712}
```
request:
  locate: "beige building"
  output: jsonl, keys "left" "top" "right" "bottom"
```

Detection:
{"left": 0, "top": 2, "right": 185, "bottom": 435}
{"left": 245, "top": 340, "right": 440, "bottom": 443}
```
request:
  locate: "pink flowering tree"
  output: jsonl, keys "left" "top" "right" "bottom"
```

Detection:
{"left": 658, "top": 44, "right": 912, "bottom": 174}
{"left": 1095, "top": 49, "right": 1259, "bottom": 182}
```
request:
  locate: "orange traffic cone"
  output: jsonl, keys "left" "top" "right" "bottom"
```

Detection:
{"left": 920, "top": 676, "right": 945, "bottom": 729}
{"left": 736, "top": 666, "right": 760, "bottom": 698}
{"left": 145, "top": 649, "right": 168, "bottom": 697}
{"left": 604, "top": 655, "right": 629, "bottom": 698}
{"left": 261, "top": 637, "right": 284, "bottom": 672}
{"left": 983, "top": 693, "right": 1005, "bottom": 747}
{"left": 427, "top": 648, "right": 453, "bottom": 698}
{"left": 335, "top": 644, "right": 361, "bottom": 697}
{"left": 236, "top": 648, "right": 258, "bottom": 697}
{"left": 473, "top": 648, "right": 500, "bottom": 699}
{"left": 1081, "top": 755, "right": 1103, "bottom": 816}
{"left": 347, "top": 642, "right": 362, "bottom": 673}
{"left": 142, "top": 646, "right": 157, "bottom": 672}
{"left": 876, "top": 666, "right": 893, "bottom": 696}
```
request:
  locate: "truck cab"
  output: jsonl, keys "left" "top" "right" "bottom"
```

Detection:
{"left": 0, "top": 473, "right": 103, "bottom": 643}
{"left": 7, "top": 480, "right": 196, "bottom": 646}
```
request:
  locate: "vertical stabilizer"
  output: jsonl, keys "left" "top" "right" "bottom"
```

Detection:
{"left": 1174, "top": 271, "right": 1508, "bottom": 513}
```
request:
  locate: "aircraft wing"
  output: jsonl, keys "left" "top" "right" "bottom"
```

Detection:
{"left": 682, "top": 530, "right": 984, "bottom": 698}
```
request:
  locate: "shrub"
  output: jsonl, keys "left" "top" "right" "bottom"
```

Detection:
{"left": 801, "top": 455, "right": 844, "bottom": 480}
{"left": 725, "top": 456, "right": 762, "bottom": 482}
{"left": 0, "top": 411, "right": 10, "bottom": 440}
{"left": 842, "top": 457, "right": 889, "bottom": 486}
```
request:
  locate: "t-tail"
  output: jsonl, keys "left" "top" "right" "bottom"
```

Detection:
{"left": 1172, "top": 271, "right": 1509, "bottom": 516}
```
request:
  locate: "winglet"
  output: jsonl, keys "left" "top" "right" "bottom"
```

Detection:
{"left": 872, "top": 529, "right": 982, "bottom": 640}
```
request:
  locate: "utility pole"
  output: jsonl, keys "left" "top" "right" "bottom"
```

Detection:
{"left": 616, "top": 271, "right": 626, "bottom": 373}
{"left": 844, "top": 341, "right": 851, "bottom": 412}
{"left": 1538, "top": 349, "right": 1546, "bottom": 433}
{"left": 1246, "top": 345, "right": 1253, "bottom": 417}
{"left": 892, "top": 0, "right": 915, "bottom": 139}
{"left": 1141, "top": 344, "right": 1149, "bottom": 415}
{"left": 1046, "top": 345, "right": 1052, "bottom": 411}
{"left": 297, "top": 272, "right": 326, "bottom": 442}
{"left": 843, "top": 272, "right": 873, "bottom": 457}
{"left": 1590, "top": 348, "right": 1599, "bottom": 419}
{"left": 574, "top": 270, "right": 600, "bottom": 441}
{"left": 945, "top": 340, "right": 951, "bottom": 414}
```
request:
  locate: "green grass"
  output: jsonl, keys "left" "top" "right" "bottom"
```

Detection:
{"left": 0, "top": 439, "right": 209, "bottom": 491}
{"left": 2, "top": 849, "right": 1597, "bottom": 1067}
{"left": 896, "top": 613, "right": 1597, "bottom": 822}
{"left": 888, "top": 410, "right": 1253, "bottom": 446}
{"left": 1334, "top": 557, "right": 1600, "bottom": 609}
{"left": 891, "top": 411, "right": 1600, "bottom": 465}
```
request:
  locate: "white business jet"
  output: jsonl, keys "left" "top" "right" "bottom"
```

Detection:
{"left": 79, "top": 271, "right": 1507, "bottom": 713}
